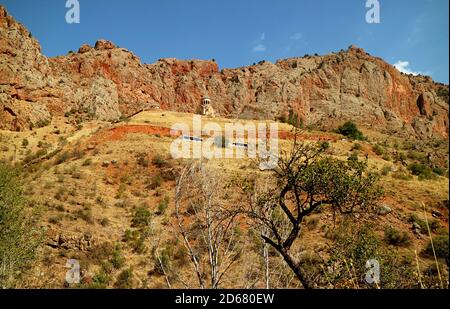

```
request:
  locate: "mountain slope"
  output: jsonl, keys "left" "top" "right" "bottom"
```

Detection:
{"left": 0, "top": 5, "right": 448, "bottom": 138}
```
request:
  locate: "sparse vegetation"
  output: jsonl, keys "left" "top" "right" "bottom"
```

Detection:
{"left": 110, "top": 245, "right": 125, "bottom": 269}
{"left": 0, "top": 164, "right": 42, "bottom": 288}
{"left": 152, "top": 154, "right": 168, "bottom": 168}
{"left": 82, "top": 158, "right": 92, "bottom": 166}
{"left": 243, "top": 135, "right": 382, "bottom": 289}
{"left": 157, "top": 195, "right": 169, "bottom": 215}
{"left": 424, "top": 236, "right": 449, "bottom": 265}
{"left": 407, "top": 163, "right": 437, "bottom": 180}
{"left": 147, "top": 175, "right": 163, "bottom": 190}
{"left": 136, "top": 153, "right": 149, "bottom": 167}
{"left": 114, "top": 267, "right": 134, "bottom": 288}
{"left": 0, "top": 107, "right": 447, "bottom": 290}
{"left": 384, "top": 226, "right": 410, "bottom": 247}
{"left": 326, "top": 223, "right": 416, "bottom": 288}
{"left": 336, "top": 121, "right": 364, "bottom": 140}
{"left": 372, "top": 144, "right": 385, "bottom": 156}
{"left": 132, "top": 206, "right": 152, "bottom": 228}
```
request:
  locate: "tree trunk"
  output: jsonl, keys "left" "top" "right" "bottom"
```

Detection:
{"left": 279, "top": 249, "right": 312, "bottom": 289}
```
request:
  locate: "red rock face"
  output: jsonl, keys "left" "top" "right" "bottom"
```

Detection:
{"left": 0, "top": 6, "right": 448, "bottom": 138}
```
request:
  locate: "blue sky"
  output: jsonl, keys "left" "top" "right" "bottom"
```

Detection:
{"left": 1, "top": 0, "right": 448, "bottom": 83}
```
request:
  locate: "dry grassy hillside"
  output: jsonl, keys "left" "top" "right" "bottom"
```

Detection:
{"left": 0, "top": 110, "right": 448, "bottom": 289}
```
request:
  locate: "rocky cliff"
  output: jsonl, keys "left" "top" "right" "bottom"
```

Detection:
{"left": 1, "top": 5, "right": 448, "bottom": 138}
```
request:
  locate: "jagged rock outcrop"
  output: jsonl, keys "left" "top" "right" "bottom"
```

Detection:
{"left": 0, "top": 6, "right": 448, "bottom": 138}
{"left": 0, "top": 6, "right": 53, "bottom": 130}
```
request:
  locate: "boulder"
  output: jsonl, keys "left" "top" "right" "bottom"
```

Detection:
{"left": 78, "top": 44, "right": 93, "bottom": 54}
{"left": 376, "top": 204, "right": 392, "bottom": 215}
{"left": 94, "top": 39, "right": 116, "bottom": 50}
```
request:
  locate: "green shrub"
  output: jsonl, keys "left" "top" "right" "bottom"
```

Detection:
{"left": 320, "top": 141, "right": 331, "bottom": 151}
{"left": 408, "top": 163, "right": 427, "bottom": 175}
{"left": 351, "top": 143, "right": 362, "bottom": 151}
{"left": 154, "top": 248, "right": 171, "bottom": 275}
{"left": 22, "top": 139, "right": 29, "bottom": 147}
{"left": 424, "top": 236, "right": 449, "bottom": 265}
{"left": 136, "top": 153, "right": 149, "bottom": 167}
{"left": 436, "top": 86, "right": 449, "bottom": 104}
{"left": 327, "top": 223, "right": 415, "bottom": 288}
{"left": 147, "top": 175, "right": 163, "bottom": 190}
{"left": 82, "top": 158, "right": 92, "bottom": 166}
{"left": 55, "top": 151, "right": 70, "bottom": 165}
{"left": 101, "top": 261, "right": 113, "bottom": 274}
{"left": 132, "top": 206, "right": 152, "bottom": 228}
{"left": 336, "top": 122, "right": 364, "bottom": 140}
{"left": 380, "top": 165, "right": 392, "bottom": 176}
{"left": 115, "top": 183, "right": 127, "bottom": 199}
{"left": 408, "top": 163, "right": 436, "bottom": 180}
{"left": 88, "top": 271, "right": 110, "bottom": 289}
{"left": 384, "top": 226, "right": 410, "bottom": 246}
{"left": 392, "top": 171, "right": 413, "bottom": 181}
{"left": 114, "top": 267, "right": 134, "bottom": 289}
{"left": 152, "top": 154, "right": 167, "bottom": 168}
{"left": 372, "top": 144, "right": 385, "bottom": 156}
{"left": 87, "top": 242, "right": 115, "bottom": 264}
{"left": 347, "top": 152, "right": 359, "bottom": 163}
{"left": 395, "top": 151, "right": 407, "bottom": 162}
{"left": 74, "top": 208, "right": 93, "bottom": 224}
{"left": 407, "top": 151, "right": 427, "bottom": 163}
{"left": 157, "top": 196, "right": 169, "bottom": 215}
{"left": 382, "top": 154, "right": 391, "bottom": 161}
{"left": 110, "top": 245, "right": 125, "bottom": 269}
{"left": 133, "top": 236, "right": 146, "bottom": 254}
{"left": 100, "top": 218, "right": 109, "bottom": 226}
{"left": 408, "top": 214, "right": 440, "bottom": 232}
{"left": 432, "top": 167, "right": 446, "bottom": 176}
{"left": 123, "top": 229, "right": 136, "bottom": 243}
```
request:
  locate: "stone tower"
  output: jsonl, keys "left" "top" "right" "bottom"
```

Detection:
{"left": 201, "top": 96, "right": 215, "bottom": 118}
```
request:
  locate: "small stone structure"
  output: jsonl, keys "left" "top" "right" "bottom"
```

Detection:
{"left": 201, "top": 96, "right": 215, "bottom": 118}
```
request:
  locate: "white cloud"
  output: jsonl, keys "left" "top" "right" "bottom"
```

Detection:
{"left": 289, "top": 32, "right": 303, "bottom": 40}
{"left": 394, "top": 60, "right": 428, "bottom": 76}
{"left": 252, "top": 33, "right": 267, "bottom": 52}
{"left": 253, "top": 44, "right": 267, "bottom": 52}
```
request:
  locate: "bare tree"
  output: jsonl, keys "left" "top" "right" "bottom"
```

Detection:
{"left": 175, "top": 160, "right": 242, "bottom": 289}
{"left": 243, "top": 134, "right": 382, "bottom": 289}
